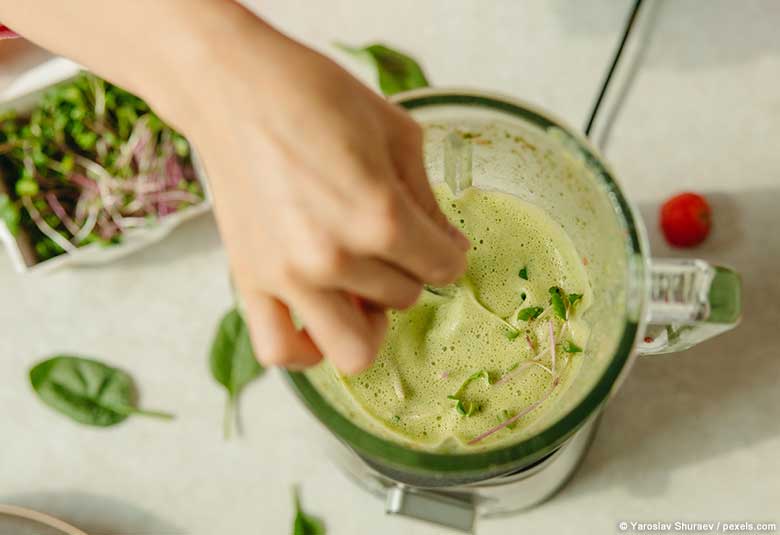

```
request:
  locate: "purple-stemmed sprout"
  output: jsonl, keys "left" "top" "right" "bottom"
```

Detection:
{"left": 0, "top": 74, "right": 204, "bottom": 261}
{"left": 467, "top": 375, "right": 561, "bottom": 446}
{"left": 549, "top": 319, "right": 557, "bottom": 375}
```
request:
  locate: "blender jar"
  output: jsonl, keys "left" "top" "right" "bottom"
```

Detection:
{"left": 285, "top": 89, "right": 741, "bottom": 532}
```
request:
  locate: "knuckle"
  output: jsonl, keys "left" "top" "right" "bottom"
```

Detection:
{"left": 274, "top": 260, "right": 300, "bottom": 290}
{"left": 303, "top": 241, "right": 349, "bottom": 282}
{"left": 370, "top": 195, "right": 404, "bottom": 249}
{"left": 258, "top": 337, "right": 298, "bottom": 367}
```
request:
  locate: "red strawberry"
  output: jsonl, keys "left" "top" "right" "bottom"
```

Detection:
{"left": 660, "top": 192, "right": 711, "bottom": 247}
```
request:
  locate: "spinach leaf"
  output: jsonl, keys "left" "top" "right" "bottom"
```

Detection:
{"left": 337, "top": 43, "right": 429, "bottom": 96}
{"left": 29, "top": 355, "right": 173, "bottom": 426}
{"left": 210, "top": 308, "right": 264, "bottom": 438}
{"left": 0, "top": 193, "right": 20, "bottom": 235}
{"left": 293, "top": 486, "right": 326, "bottom": 535}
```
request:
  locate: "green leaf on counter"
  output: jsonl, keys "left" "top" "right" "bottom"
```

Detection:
{"left": 293, "top": 486, "right": 326, "bottom": 535}
{"left": 210, "top": 308, "right": 264, "bottom": 439}
{"left": 336, "top": 43, "right": 429, "bottom": 96}
{"left": 29, "top": 355, "right": 173, "bottom": 426}
{"left": 517, "top": 306, "right": 543, "bottom": 321}
{"left": 0, "top": 193, "right": 20, "bottom": 235}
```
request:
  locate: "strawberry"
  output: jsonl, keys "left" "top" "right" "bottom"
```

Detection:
{"left": 660, "top": 192, "right": 711, "bottom": 247}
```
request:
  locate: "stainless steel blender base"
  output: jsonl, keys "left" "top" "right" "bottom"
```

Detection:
{"left": 332, "top": 416, "right": 601, "bottom": 533}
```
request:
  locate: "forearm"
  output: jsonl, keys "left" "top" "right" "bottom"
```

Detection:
{"left": 0, "top": 0, "right": 272, "bottom": 129}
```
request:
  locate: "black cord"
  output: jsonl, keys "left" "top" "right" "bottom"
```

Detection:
{"left": 584, "top": 0, "right": 645, "bottom": 138}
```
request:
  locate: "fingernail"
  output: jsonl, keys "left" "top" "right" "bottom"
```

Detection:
{"left": 448, "top": 224, "right": 471, "bottom": 251}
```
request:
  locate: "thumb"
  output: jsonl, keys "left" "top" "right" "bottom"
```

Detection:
{"left": 388, "top": 117, "right": 470, "bottom": 252}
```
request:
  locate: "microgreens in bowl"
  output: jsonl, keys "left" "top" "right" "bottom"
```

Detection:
{"left": 0, "top": 73, "right": 204, "bottom": 263}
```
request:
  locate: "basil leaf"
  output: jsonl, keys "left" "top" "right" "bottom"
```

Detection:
{"left": 29, "top": 355, "right": 173, "bottom": 426}
{"left": 563, "top": 340, "right": 583, "bottom": 353}
{"left": 517, "top": 306, "right": 544, "bottom": 321}
{"left": 210, "top": 308, "right": 264, "bottom": 438}
{"left": 293, "top": 487, "right": 326, "bottom": 535}
{"left": 337, "top": 43, "right": 429, "bottom": 96}
{"left": 549, "top": 287, "right": 567, "bottom": 320}
{"left": 518, "top": 266, "right": 528, "bottom": 280}
{"left": 0, "top": 193, "right": 20, "bottom": 235}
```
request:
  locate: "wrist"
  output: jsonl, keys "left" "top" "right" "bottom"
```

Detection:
{"left": 141, "top": 0, "right": 282, "bottom": 134}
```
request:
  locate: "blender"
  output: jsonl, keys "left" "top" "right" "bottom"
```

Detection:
{"left": 285, "top": 89, "right": 742, "bottom": 533}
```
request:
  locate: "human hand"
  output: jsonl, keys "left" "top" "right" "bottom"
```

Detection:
{"left": 172, "top": 16, "right": 469, "bottom": 373}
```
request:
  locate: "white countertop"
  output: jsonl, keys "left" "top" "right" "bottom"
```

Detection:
{"left": 1, "top": 1, "right": 778, "bottom": 533}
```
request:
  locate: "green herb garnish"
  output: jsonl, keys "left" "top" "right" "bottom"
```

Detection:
{"left": 447, "top": 395, "right": 473, "bottom": 416}
{"left": 501, "top": 409, "right": 518, "bottom": 430}
{"left": 568, "top": 293, "right": 583, "bottom": 307}
{"left": 210, "top": 308, "right": 265, "bottom": 439}
{"left": 292, "top": 486, "right": 326, "bottom": 535}
{"left": 336, "top": 43, "right": 429, "bottom": 96}
{"left": 518, "top": 266, "right": 528, "bottom": 280}
{"left": 29, "top": 355, "right": 173, "bottom": 427}
{"left": 563, "top": 340, "right": 583, "bottom": 353}
{"left": 455, "top": 370, "right": 491, "bottom": 393}
{"left": 549, "top": 287, "right": 567, "bottom": 320}
{"left": 505, "top": 328, "right": 520, "bottom": 340}
{"left": 448, "top": 370, "right": 490, "bottom": 417}
{"left": 520, "top": 291, "right": 527, "bottom": 301}
{"left": 517, "top": 306, "right": 544, "bottom": 321}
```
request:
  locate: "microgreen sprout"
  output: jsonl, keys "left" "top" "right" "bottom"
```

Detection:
{"left": 0, "top": 73, "right": 203, "bottom": 262}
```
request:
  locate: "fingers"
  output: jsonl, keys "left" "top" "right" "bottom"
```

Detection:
{"left": 388, "top": 116, "right": 470, "bottom": 252}
{"left": 241, "top": 290, "right": 323, "bottom": 369}
{"left": 355, "top": 182, "right": 468, "bottom": 286}
{"left": 287, "top": 286, "right": 388, "bottom": 375}
{"left": 294, "top": 245, "right": 422, "bottom": 309}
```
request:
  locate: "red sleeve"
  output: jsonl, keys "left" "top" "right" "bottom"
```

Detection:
{"left": 0, "top": 25, "right": 18, "bottom": 39}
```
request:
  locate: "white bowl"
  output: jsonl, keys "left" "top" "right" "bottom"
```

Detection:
{"left": 0, "top": 504, "right": 89, "bottom": 535}
{"left": 0, "top": 65, "right": 212, "bottom": 274}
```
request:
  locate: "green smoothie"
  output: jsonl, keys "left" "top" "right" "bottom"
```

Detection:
{"left": 307, "top": 184, "right": 591, "bottom": 452}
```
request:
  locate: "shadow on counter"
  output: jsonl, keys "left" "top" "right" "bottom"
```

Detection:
{"left": 564, "top": 187, "right": 780, "bottom": 498}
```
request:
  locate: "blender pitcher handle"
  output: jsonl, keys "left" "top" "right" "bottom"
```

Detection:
{"left": 638, "top": 259, "right": 742, "bottom": 355}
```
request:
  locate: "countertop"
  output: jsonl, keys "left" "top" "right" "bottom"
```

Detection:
{"left": 1, "top": 1, "right": 778, "bottom": 533}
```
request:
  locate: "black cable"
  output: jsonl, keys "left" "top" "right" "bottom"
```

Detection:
{"left": 584, "top": 0, "right": 644, "bottom": 138}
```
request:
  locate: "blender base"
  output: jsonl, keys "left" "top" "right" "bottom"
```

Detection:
{"left": 331, "top": 416, "right": 601, "bottom": 532}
